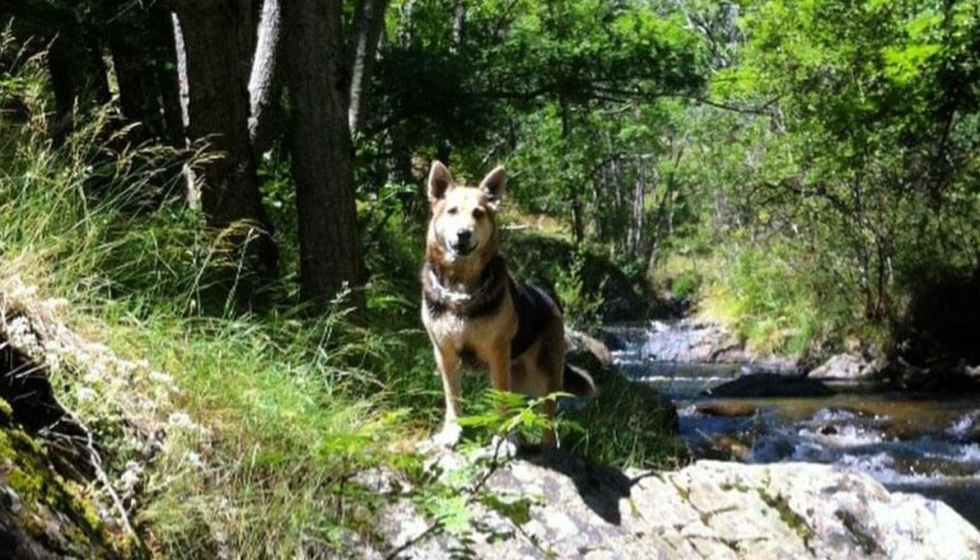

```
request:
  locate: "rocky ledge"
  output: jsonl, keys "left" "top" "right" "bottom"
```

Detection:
{"left": 375, "top": 452, "right": 980, "bottom": 560}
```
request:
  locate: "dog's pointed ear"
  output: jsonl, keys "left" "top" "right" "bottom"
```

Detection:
{"left": 427, "top": 160, "right": 455, "bottom": 204}
{"left": 479, "top": 166, "right": 506, "bottom": 210}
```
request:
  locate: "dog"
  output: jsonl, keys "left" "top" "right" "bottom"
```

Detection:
{"left": 420, "top": 160, "right": 595, "bottom": 449}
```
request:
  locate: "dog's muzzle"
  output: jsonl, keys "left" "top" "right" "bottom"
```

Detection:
{"left": 450, "top": 230, "right": 475, "bottom": 256}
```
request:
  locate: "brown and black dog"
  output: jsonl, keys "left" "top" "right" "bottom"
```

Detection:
{"left": 421, "top": 160, "right": 595, "bottom": 449}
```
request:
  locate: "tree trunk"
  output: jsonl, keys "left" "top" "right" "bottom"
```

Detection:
{"left": 558, "top": 99, "right": 584, "bottom": 243}
{"left": 348, "top": 0, "right": 389, "bottom": 130}
{"left": 171, "top": 13, "right": 191, "bottom": 132}
{"left": 149, "top": 5, "right": 186, "bottom": 146}
{"left": 45, "top": 23, "right": 109, "bottom": 143}
{"left": 108, "top": 30, "right": 167, "bottom": 141}
{"left": 82, "top": 33, "right": 111, "bottom": 106}
{"left": 281, "top": 0, "right": 364, "bottom": 308}
{"left": 248, "top": 0, "right": 282, "bottom": 154}
{"left": 45, "top": 32, "right": 76, "bottom": 143}
{"left": 174, "top": 0, "right": 277, "bottom": 277}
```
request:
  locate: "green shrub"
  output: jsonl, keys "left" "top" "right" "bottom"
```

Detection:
{"left": 702, "top": 243, "right": 857, "bottom": 358}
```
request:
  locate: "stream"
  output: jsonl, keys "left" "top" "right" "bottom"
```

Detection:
{"left": 608, "top": 324, "right": 980, "bottom": 529}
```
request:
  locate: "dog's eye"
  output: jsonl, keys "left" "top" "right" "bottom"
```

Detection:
{"left": 447, "top": 206, "right": 459, "bottom": 215}
{"left": 472, "top": 208, "right": 485, "bottom": 219}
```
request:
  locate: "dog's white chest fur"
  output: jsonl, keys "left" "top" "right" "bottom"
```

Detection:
{"left": 425, "top": 310, "right": 466, "bottom": 343}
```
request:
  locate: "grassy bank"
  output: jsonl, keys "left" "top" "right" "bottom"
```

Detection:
{"left": 1, "top": 109, "right": 403, "bottom": 559}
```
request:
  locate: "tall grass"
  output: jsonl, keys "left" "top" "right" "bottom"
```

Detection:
{"left": 0, "top": 35, "right": 413, "bottom": 559}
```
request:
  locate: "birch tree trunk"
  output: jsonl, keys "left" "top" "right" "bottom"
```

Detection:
{"left": 174, "top": 0, "right": 277, "bottom": 277}
{"left": 248, "top": 0, "right": 282, "bottom": 154}
{"left": 348, "top": 0, "right": 389, "bottom": 130}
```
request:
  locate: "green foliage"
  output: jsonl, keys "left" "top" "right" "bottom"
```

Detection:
{"left": 704, "top": 244, "right": 847, "bottom": 357}
{"left": 503, "top": 230, "right": 648, "bottom": 324}
{"left": 681, "top": 0, "right": 980, "bottom": 354}
{"left": 553, "top": 245, "right": 607, "bottom": 327}
{"left": 669, "top": 268, "right": 703, "bottom": 301}
{"left": 457, "top": 389, "right": 574, "bottom": 446}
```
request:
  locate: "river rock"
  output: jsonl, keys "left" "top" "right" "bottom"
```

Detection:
{"left": 375, "top": 453, "right": 980, "bottom": 559}
{"left": 704, "top": 373, "right": 836, "bottom": 398}
{"left": 566, "top": 329, "right": 614, "bottom": 384}
{"left": 641, "top": 318, "right": 740, "bottom": 362}
{"left": 641, "top": 319, "right": 797, "bottom": 373}
{"left": 810, "top": 354, "right": 882, "bottom": 380}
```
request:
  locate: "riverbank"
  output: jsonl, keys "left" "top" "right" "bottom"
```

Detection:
{"left": 606, "top": 317, "right": 980, "bottom": 393}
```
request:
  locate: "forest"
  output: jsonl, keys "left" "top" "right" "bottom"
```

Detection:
{"left": 2, "top": 0, "right": 980, "bottom": 557}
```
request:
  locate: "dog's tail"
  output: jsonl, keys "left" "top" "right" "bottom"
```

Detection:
{"left": 563, "top": 364, "right": 596, "bottom": 397}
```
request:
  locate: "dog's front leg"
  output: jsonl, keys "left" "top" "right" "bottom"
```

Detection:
{"left": 433, "top": 345, "right": 464, "bottom": 448}
{"left": 486, "top": 342, "right": 521, "bottom": 456}
{"left": 487, "top": 340, "right": 512, "bottom": 394}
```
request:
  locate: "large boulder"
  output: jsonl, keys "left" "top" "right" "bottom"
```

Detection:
{"left": 810, "top": 354, "right": 882, "bottom": 380}
{"left": 641, "top": 319, "right": 797, "bottom": 373}
{"left": 704, "top": 373, "right": 836, "bottom": 398}
{"left": 0, "top": 279, "right": 184, "bottom": 560}
{"left": 565, "top": 329, "right": 613, "bottom": 383}
{"left": 374, "top": 454, "right": 980, "bottom": 559}
{"left": 0, "top": 397, "right": 134, "bottom": 560}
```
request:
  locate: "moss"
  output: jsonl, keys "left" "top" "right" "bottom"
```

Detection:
{"left": 0, "top": 424, "right": 139, "bottom": 558}
{"left": 719, "top": 481, "right": 750, "bottom": 493}
{"left": 0, "top": 396, "right": 13, "bottom": 424}
{"left": 0, "top": 428, "right": 47, "bottom": 504}
{"left": 758, "top": 490, "right": 813, "bottom": 545}
{"left": 835, "top": 509, "right": 881, "bottom": 555}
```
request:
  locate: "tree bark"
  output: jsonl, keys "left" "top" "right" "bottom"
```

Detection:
{"left": 44, "top": 22, "right": 110, "bottom": 143}
{"left": 248, "top": 0, "right": 282, "bottom": 154}
{"left": 348, "top": 0, "right": 389, "bottom": 130}
{"left": 45, "top": 32, "right": 76, "bottom": 142}
{"left": 174, "top": 0, "right": 277, "bottom": 276}
{"left": 281, "top": 0, "right": 364, "bottom": 307}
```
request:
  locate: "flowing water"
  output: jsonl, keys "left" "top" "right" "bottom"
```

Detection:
{"left": 610, "top": 326, "right": 980, "bottom": 528}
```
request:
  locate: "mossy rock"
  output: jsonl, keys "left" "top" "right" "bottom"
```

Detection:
{"left": 0, "top": 404, "right": 139, "bottom": 560}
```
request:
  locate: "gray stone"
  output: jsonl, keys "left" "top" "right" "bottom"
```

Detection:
{"left": 704, "top": 373, "right": 835, "bottom": 398}
{"left": 640, "top": 319, "right": 797, "bottom": 373}
{"left": 810, "top": 354, "right": 882, "bottom": 380}
{"left": 378, "top": 453, "right": 980, "bottom": 560}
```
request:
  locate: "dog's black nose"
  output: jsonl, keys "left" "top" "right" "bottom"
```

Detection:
{"left": 456, "top": 229, "right": 472, "bottom": 243}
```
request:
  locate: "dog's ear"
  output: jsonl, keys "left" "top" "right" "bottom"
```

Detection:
{"left": 427, "top": 160, "right": 455, "bottom": 203}
{"left": 479, "top": 166, "right": 506, "bottom": 210}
